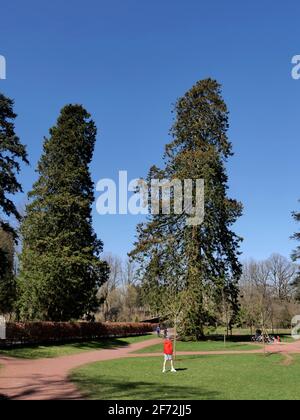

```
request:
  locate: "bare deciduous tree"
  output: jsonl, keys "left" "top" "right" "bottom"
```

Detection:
{"left": 240, "top": 255, "right": 299, "bottom": 332}
{"left": 97, "top": 255, "right": 146, "bottom": 322}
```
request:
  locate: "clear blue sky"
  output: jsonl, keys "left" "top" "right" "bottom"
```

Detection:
{"left": 1, "top": 0, "right": 299, "bottom": 261}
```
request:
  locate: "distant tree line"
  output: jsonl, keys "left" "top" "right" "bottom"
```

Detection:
{"left": 239, "top": 254, "right": 299, "bottom": 333}
{"left": 96, "top": 254, "right": 148, "bottom": 322}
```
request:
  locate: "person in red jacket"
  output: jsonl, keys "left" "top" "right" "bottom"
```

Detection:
{"left": 162, "top": 336, "right": 176, "bottom": 373}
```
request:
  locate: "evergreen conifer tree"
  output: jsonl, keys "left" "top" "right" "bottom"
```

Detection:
{"left": 0, "top": 93, "right": 28, "bottom": 314}
{"left": 18, "top": 105, "right": 108, "bottom": 321}
{"left": 130, "top": 79, "right": 242, "bottom": 339}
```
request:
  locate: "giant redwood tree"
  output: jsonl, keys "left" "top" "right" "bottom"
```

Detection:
{"left": 292, "top": 204, "right": 300, "bottom": 297}
{"left": 130, "top": 79, "right": 243, "bottom": 339}
{"left": 0, "top": 228, "right": 16, "bottom": 314}
{"left": 0, "top": 93, "right": 28, "bottom": 234}
{"left": 18, "top": 105, "right": 109, "bottom": 321}
{"left": 0, "top": 93, "right": 28, "bottom": 314}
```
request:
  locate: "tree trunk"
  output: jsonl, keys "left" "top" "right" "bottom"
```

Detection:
{"left": 173, "top": 318, "right": 177, "bottom": 361}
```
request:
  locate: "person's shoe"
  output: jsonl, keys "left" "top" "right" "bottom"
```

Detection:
{"left": 171, "top": 368, "right": 177, "bottom": 373}
{"left": 162, "top": 369, "right": 166, "bottom": 373}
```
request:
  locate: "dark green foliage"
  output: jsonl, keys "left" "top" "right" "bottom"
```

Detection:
{"left": 0, "top": 229, "right": 16, "bottom": 314}
{"left": 0, "top": 93, "right": 28, "bottom": 236}
{"left": 18, "top": 105, "right": 109, "bottom": 321}
{"left": 0, "top": 93, "right": 28, "bottom": 315}
{"left": 130, "top": 79, "right": 242, "bottom": 339}
{"left": 292, "top": 205, "right": 300, "bottom": 299}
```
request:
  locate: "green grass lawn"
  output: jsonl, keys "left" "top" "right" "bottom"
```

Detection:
{"left": 278, "top": 335, "right": 297, "bottom": 343}
{"left": 205, "top": 329, "right": 294, "bottom": 344}
{"left": 136, "top": 339, "right": 261, "bottom": 353}
{"left": 206, "top": 327, "right": 292, "bottom": 336}
{"left": 0, "top": 334, "right": 154, "bottom": 359}
{"left": 70, "top": 353, "right": 300, "bottom": 400}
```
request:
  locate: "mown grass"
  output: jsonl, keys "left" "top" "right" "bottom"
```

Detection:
{"left": 70, "top": 353, "right": 300, "bottom": 400}
{"left": 136, "top": 339, "right": 262, "bottom": 353}
{"left": 0, "top": 334, "right": 154, "bottom": 359}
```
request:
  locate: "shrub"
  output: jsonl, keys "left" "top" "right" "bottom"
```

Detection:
{"left": 1, "top": 322, "right": 155, "bottom": 347}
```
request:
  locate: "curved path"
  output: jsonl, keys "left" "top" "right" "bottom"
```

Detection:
{"left": 1, "top": 338, "right": 300, "bottom": 400}
{"left": 0, "top": 337, "right": 162, "bottom": 400}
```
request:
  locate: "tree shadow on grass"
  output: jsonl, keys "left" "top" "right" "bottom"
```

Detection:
{"left": 0, "top": 336, "right": 153, "bottom": 359}
{"left": 205, "top": 333, "right": 293, "bottom": 344}
{"left": 202, "top": 334, "right": 253, "bottom": 343}
{"left": 64, "top": 338, "right": 139, "bottom": 351}
{"left": 71, "top": 376, "right": 220, "bottom": 400}
{"left": 1, "top": 372, "right": 220, "bottom": 400}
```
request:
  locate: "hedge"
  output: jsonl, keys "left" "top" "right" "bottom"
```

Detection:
{"left": 0, "top": 322, "right": 155, "bottom": 347}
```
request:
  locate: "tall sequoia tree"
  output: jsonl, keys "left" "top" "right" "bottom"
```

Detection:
{"left": 0, "top": 93, "right": 28, "bottom": 314}
{"left": 0, "top": 229, "right": 16, "bottom": 315}
{"left": 292, "top": 204, "right": 300, "bottom": 298}
{"left": 130, "top": 79, "right": 243, "bottom": 339}
{"left": 18, "top": 105, "right": 109, "bottom": 321}
{"left": 0, "top": 94, "right": 28, "bottom": 234}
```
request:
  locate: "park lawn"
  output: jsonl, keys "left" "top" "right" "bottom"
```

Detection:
{"left": 70, "top": 353, "right": 300, "bottom": 400}
{"left": 207, "top": 327, "right": 292, "bottom": 336}
{"left": 278, "top": 335, "right": 297, "bottom": 343}
{"left": 0, "top": 334, "right": 154, "bottom": 359}
{"left": 205, "top": 328, "right": 294, "bottom": 343}
{"left": 136, "top": 339, "right": 262, "bottom": 353}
